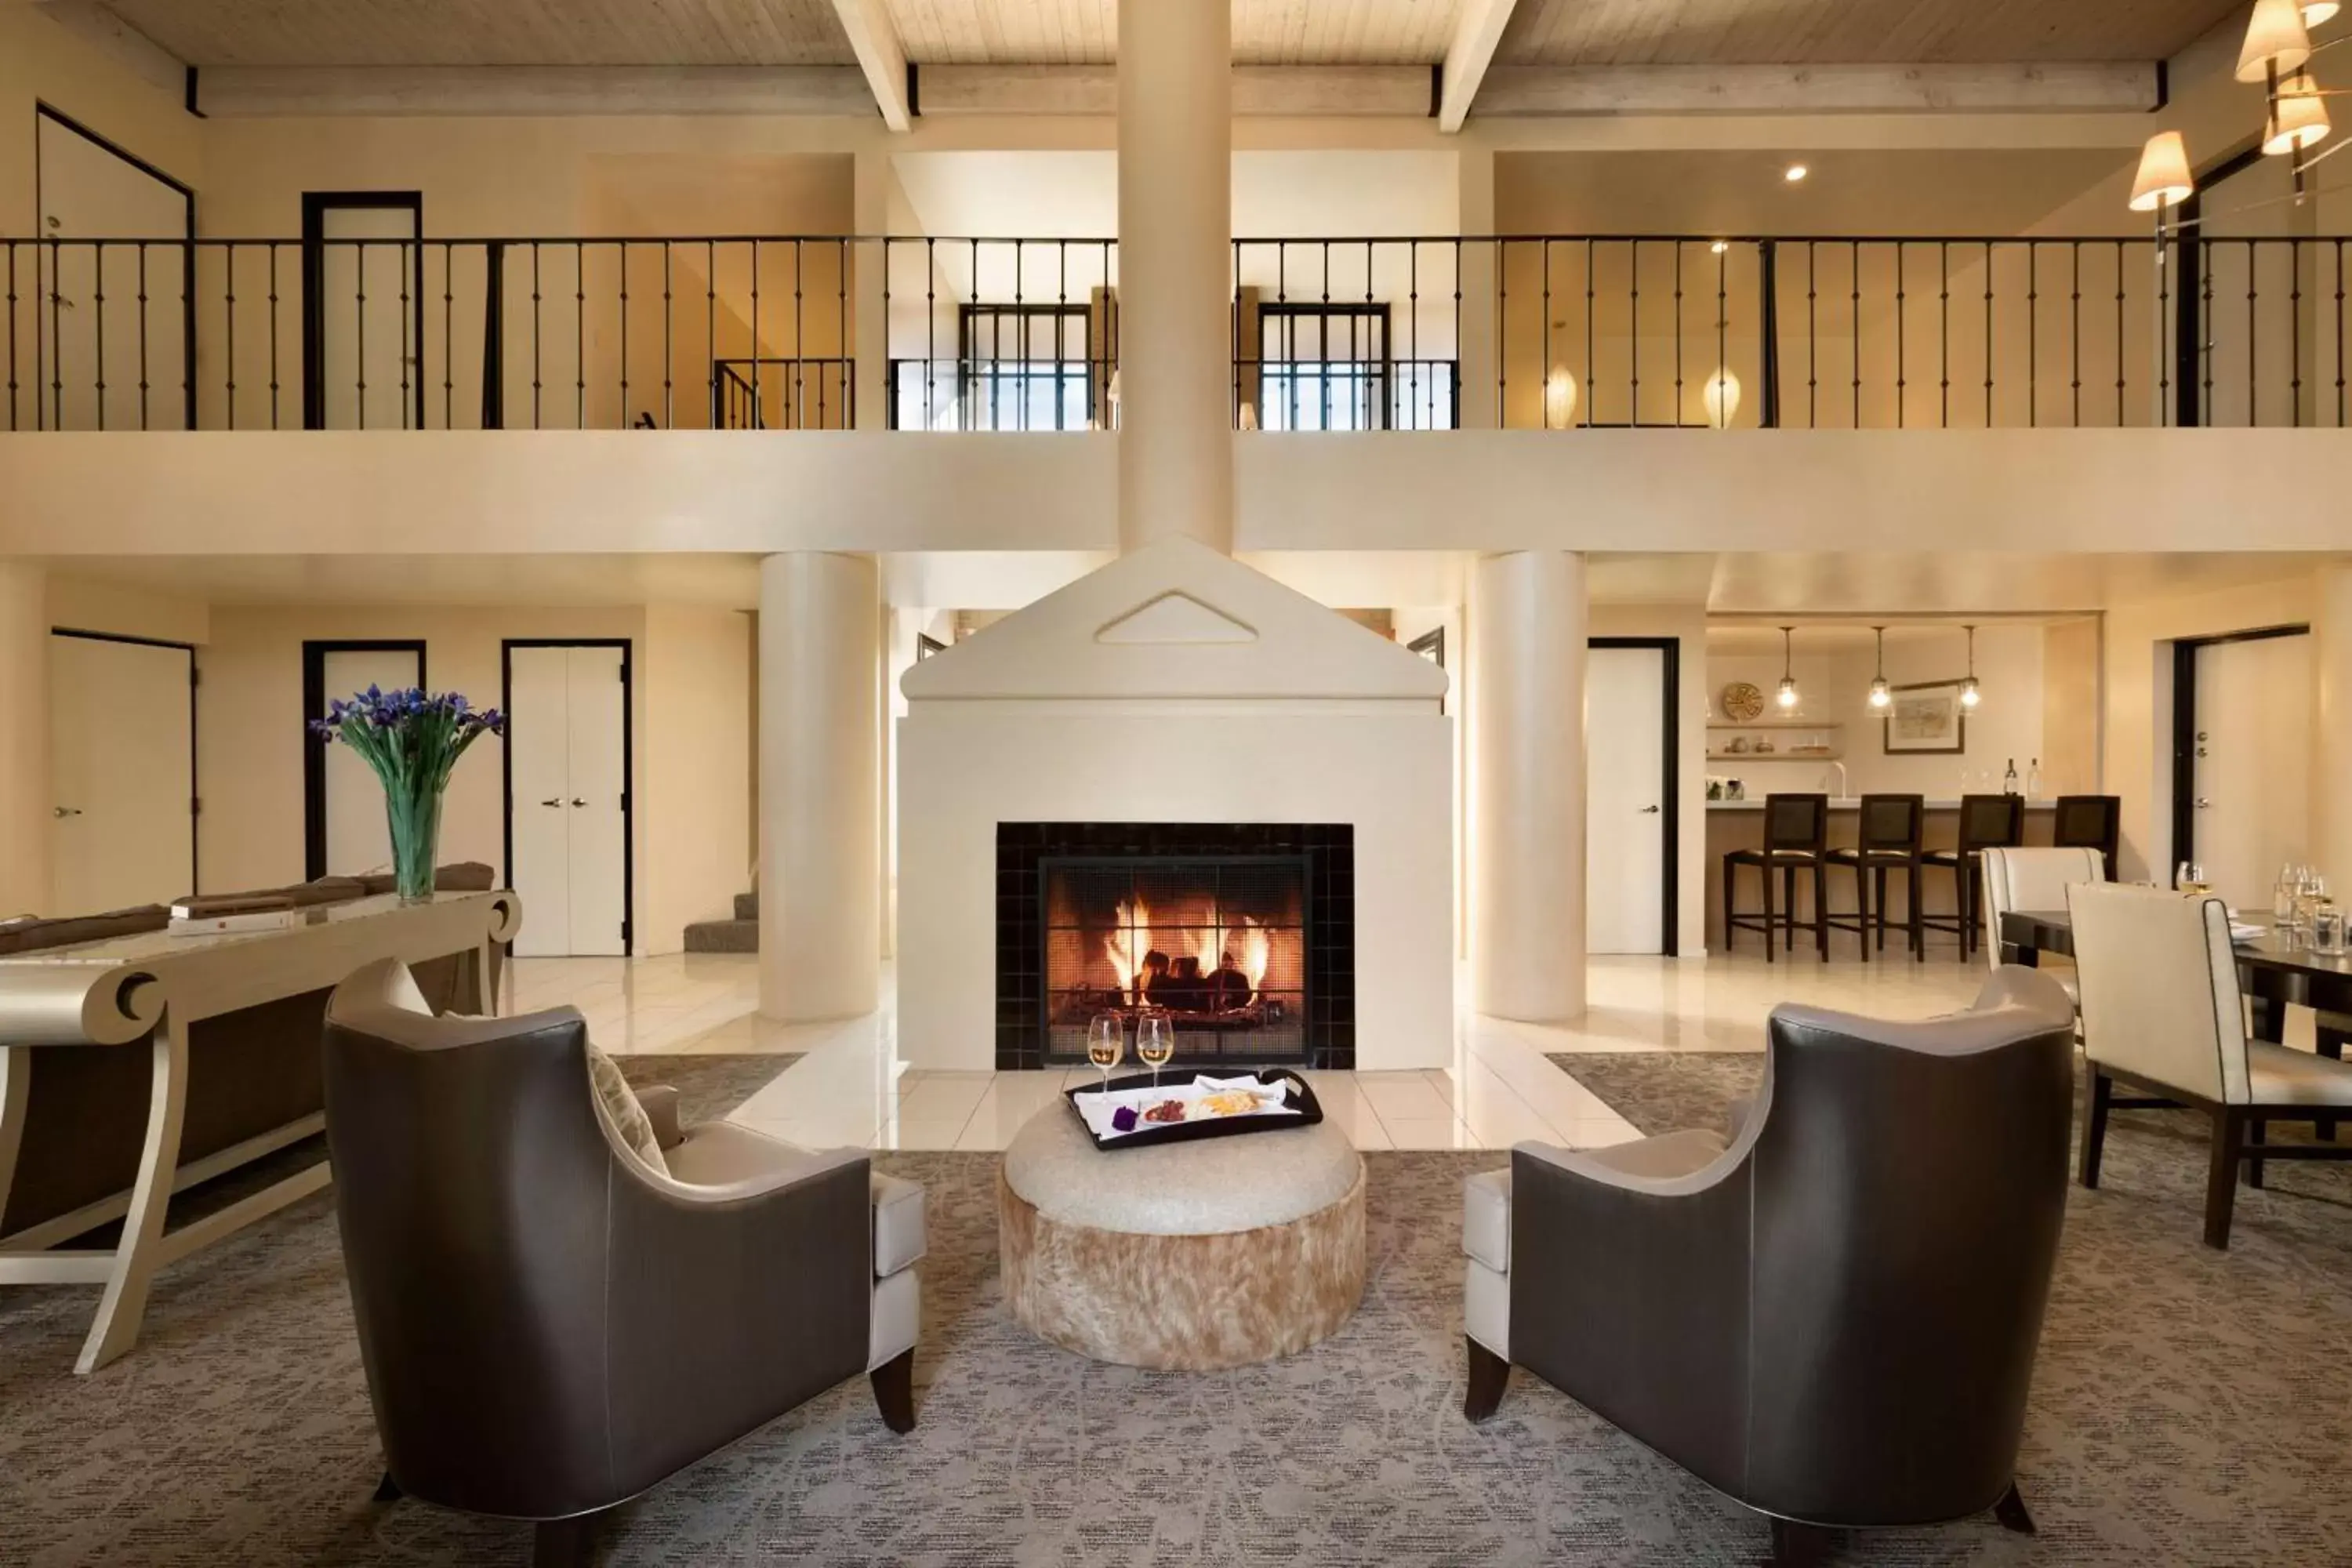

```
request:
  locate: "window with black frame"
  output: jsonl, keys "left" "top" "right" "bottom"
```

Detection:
{"left": 1256, "top": 303, "right": 1457, "bottom": 430}
{"left": 948, "top": 303, "right": 1094, "bottom": 431}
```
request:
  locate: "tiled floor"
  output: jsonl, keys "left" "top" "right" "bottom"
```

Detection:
{"left": 506, "top": 948, "right": 2002, "bottom": 1152}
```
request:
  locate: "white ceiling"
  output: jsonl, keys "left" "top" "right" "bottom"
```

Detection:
{"left": 101, "top": 0, "right": 860, "bottom": 67}
{"left": 1495, "top": 0, "right": 2245, "bottom": 67}
{"left": 89, "top": 0, "right": 2228, "bottom": 71}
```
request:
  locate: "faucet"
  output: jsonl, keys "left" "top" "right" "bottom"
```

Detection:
{"left": 1824, "top": 761, "right": 1849, "bottom": 800}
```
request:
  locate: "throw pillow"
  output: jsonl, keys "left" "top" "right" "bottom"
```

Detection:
{"left": 587, "top": 1046, "right": 670, "bottom": 1178}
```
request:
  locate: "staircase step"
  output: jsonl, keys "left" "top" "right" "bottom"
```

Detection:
{"left": 734, "top": 890, "right": 758, "bottom": 920}
{"left": 684, "top": 918, "right": 758, "bottom": 953}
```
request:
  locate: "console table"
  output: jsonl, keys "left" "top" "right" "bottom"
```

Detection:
{"left": 0, "top": 889, "right": 522, "bottom": 1373}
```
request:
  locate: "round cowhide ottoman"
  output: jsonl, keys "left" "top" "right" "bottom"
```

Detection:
{"left": 998, "top": 1104, "right": 1367, "bottom": 1370}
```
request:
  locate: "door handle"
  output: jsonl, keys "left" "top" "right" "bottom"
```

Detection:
{"left": 2195, "top": 797, "right": 2215, "bottom": 809}
{"left": 52, "top": 806, "right": 82, "bottom": 818}
{"left": 571, "top": 797, "right": 587, "bottom": 808}
{"left": 541, "top": 797, "right": 562, "bottom": 807}
{"left": 1639, "top": 804, "right": 1661, "bottom": 814}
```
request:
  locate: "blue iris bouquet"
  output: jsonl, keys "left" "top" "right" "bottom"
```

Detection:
{"left": 310, "top": 686, "right": 506, "bottom": 901}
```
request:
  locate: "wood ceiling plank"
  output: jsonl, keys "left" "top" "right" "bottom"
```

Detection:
{"left": 1494, "top": 0, "right": 2247, "bottom": 66}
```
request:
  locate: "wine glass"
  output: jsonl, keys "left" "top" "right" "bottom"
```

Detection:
{"left": 1136, "top": 1012, "right": 1175, "bottom": 1091}
{"left": 2176, "top": 861, "right": 2209, "bottom": 898}
{"left": 1086, "top": 1013, "right": 1125, "bottom": 1104}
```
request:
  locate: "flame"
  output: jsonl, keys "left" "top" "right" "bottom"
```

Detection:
{"left": 1192, "top": 903, "right": 1225, "bottom": 978}
{"left": 1105, "top": 896, "right": 1150, "bottom": 1005}
{"left": 1235, "top": 917, "right": 1271, "bottom": 998}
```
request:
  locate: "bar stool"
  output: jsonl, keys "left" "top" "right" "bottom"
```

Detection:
{"left": 1824, "top": 794, "right": 1927, "bottom": 962}
{"left": 1921, "top": 794, "right": 2026, "bottom": 956}
{"left": 2051, "top": 794, "right": 2122, "bottom": 880}
{"left": 1723, "top": 793, "right": 1831, "bottom": 963}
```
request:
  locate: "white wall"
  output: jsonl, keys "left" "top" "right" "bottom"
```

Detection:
{"left": 640, "top": 604, "right": 753, "bottom": 953}
{"left": 11, "top": 430, "right": 2352, "bottom": 557}
{"left": 898, "top": 708, "right": 1454, "bottom": 1071}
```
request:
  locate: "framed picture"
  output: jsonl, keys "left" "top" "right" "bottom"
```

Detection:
{"left": 1883, "top": 681, "right": 1968, "bottom": 754}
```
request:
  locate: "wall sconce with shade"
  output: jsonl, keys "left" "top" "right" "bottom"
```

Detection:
{"left": 1237, "top": 401, "right": 1258, "bottom": 431}
{"left": 2266, "top": 70, "right": 2333, "bottom": 153}
{"left": 2129, "top": 131, "right": 2196, "bottom": 212}
{"left": 1544, "top": 363, "right": 1579, "bottom": 429}
{"left": 1867, "top": 626, "right": 1892, "bottom": 710}
{"left": 1703, "top": 368, "right": 1741, "bottom": 429}
{"left": 2241, "top": 0, "right": 2317, "bottom": 82}
{"left": 1776, "top": 626, "right": 1800, "bottom": 710}
{"left": 1959, "top": 625, "right": 1983, "bottom": 710}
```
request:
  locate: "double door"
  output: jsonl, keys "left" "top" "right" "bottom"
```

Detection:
{"left": 508, "top": 644, "right": 630, "bottom": 957}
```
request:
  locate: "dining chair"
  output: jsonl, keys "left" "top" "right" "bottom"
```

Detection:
{"left": 1979, "top": 848, "right": 2107, "bottom": 1004}
{"left": 1723, "top": 794, "right": 1831, "bottom": 963}
{"left": 1921, "top": 795, "right": 2025, "bottom": 957}
{"left": 1824, "top": 794, "right": 1927, "bottom": 962}
{"left": 2048, "top": 796, "right": 2122, "bottom": 880}
{"left": 2068, "top": 883, "right": 2352, "bottom": 1248}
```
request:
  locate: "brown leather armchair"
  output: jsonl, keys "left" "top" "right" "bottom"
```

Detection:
{"left": 1461, "top": 968, "right": 2076, "bottom": 1566}
{"left": 323, "top": 959, "right": 921, "bottom": 1567}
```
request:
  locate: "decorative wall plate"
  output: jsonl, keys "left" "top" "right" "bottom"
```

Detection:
{"left": 1720, "top": 681, "right": 1766, "bottom": 722}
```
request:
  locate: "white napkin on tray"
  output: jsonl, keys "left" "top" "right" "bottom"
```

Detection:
{"left": 1073, "top": 1073, "right": 1301, "bottom": 1142}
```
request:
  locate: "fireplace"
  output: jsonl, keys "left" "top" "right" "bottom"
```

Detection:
{"left": 996, "top": 822, "right": 1355, "bottom": 1069}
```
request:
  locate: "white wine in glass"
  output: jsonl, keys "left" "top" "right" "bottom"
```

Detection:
{"left": 2176, "top": 862, "right": 2210, "bottom": 898}
{"left": 1136, "top": 1013, "right": 1175, "bottom": 1091}
{"left": 1087, "top": 1013, "right": 1125, "bottom": 1102}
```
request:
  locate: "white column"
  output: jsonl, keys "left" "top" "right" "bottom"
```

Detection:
{"left": 1116, "top": 0, "right": 1232, "bottom": 553}
{"left": 0, "top": 563, "right": 50, "bottom": 917}
{"left": 1469, "top": 550, "right": 1587, "bottom": 1022}
{"left": 2316, "top": 563, "right": 2352, "bottom": 880}
{"left": 758, "top": 552, "right": 881, "bottom": 1023}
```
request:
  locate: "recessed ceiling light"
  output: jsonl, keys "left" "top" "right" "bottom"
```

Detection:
{"left": 1784, "top": 163, "right": 1809, "bottom": 183}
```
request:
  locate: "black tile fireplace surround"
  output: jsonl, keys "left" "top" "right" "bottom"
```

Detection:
{"left": 996, "top": 822, "right": 1356, "bottom": 1071}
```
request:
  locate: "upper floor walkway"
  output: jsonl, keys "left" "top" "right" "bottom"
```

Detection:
{"left": 7, "top": 231, "right": 2347, "bottom": 435}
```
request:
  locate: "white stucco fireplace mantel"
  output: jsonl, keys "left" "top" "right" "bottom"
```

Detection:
{"left": 895, "top": 537, "right": 1454, "bottom": 1072}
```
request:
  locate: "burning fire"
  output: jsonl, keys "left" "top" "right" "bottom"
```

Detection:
{"left": 1105, "top": 897, "right": 1272, "bottom": 1007}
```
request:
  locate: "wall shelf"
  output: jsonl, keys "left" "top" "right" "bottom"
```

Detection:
{"left": 1708, "top": 748, "right": 1843, "bottom": 762}
{"left": 1707, "top": 720, "right": 1846, "bottom": 730}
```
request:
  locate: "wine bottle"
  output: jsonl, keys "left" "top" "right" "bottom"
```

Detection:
{"left": 2002, "top": 757, "right": 2018, "bottom": 795}
{"left": 2025, "top": 757, "right": 2042, "bottom": 798}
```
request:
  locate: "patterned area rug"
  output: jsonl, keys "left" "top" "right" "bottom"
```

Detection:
{"left": 5, "top": 1090, "right": 2352, "bottom": 1563}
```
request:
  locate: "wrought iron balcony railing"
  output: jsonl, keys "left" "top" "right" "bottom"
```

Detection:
{"left": 4, "top": 233, "right": 2342, "bottom": 434}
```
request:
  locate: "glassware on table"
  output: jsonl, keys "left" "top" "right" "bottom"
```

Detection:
{"left": 2277, "top": 863, "right": 2303, "bottom": 924}
{"left": 1086, "top": 1013, "right": 1126, "bottom": 1101}
{"left": 2313, "top": 902, "right": 2346, "bottom": 956}
{"left": 1135, "top": 1011, "right": 1176, "bottom": 1091}
{"left": 2176, "top": 861, "right": 2210, "bottom": 898}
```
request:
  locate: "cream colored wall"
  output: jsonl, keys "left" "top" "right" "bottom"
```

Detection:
{"left": 194, "top": 605, "right": 650, "bottom": 943}
{"left": 45, "top": 572, "right": 209, "bottom": 645}
{"left": 639, "top": 603, "right": 753, "bottom": 953}
{"left": 2102, "top": 577, "right": 2316, "bottom": 883}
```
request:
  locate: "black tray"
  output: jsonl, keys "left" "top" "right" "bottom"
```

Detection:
{"left": 1063, "top": 1066, "right": 1323, "bottom": 1152}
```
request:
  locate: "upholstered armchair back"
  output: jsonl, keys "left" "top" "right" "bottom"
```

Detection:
{"left": 322, "top": 960, "right": 873, "bottom": 1524}
{"left": 2067, "top": 882, "right": 2248, "bottom": 1102}
{"left": 1737, "top": 969, "right": 2075, "bottom": 1521}
{"left": 1980, "top": 847, "right": 2106, "bottom": 969}
{"left": 1508, "top": 967, "right": 2074, "bottom": 1529}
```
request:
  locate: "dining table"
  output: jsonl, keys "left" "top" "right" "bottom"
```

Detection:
{"left": 2000, "top": 906, "right": 2352, "bottom": 1055}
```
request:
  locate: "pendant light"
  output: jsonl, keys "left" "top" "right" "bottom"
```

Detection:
{"left": 2240, "top": 0, "right": 2315, "bottom": 85}
{"left": 1776, "top": 626, "right": 1800, "bottom": 710}
{"left": 1959, "top": 625, "right": 1982, "bottom": 710}
{"left": 1867, "top": 626, "right": 1892, "bottom": 709}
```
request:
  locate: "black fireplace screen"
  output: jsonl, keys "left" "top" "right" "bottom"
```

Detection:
{"left": 1043, "top": 855, "right": 1308, "bottom": 1065}
{"left": 996, "top": 822, "right": 1354, "bottom": 1071}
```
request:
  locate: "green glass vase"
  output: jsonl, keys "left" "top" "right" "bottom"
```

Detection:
{"left": 384, "top": 785, "right": 445, "bottom": 903}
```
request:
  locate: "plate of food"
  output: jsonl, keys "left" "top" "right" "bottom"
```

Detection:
{"left": 1065, "top": 1067, "right": 1325, "bottom": 1151}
